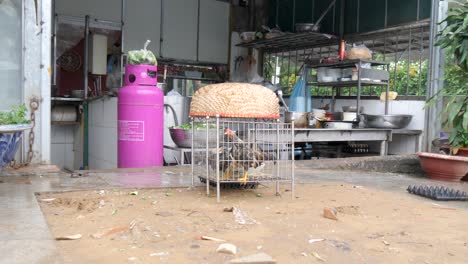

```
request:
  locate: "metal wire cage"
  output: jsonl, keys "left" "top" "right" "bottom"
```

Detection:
{"left": 191, "top": 116, "right": 295, "bottom": 201}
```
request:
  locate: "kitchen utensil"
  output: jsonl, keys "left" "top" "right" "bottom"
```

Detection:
{"left": 51, "top": 105, "right": 77, "bottom": 122}
{"left": 57, "top": 50, "right": 81, "bottom": 72}
{"left": 285, "top": 111, "right": 309, "bottom": 128}
{"left": 361, "top": 114, "right": 412, "bottom": 129}
{"left": 321, "top": 120, "right": 354, "bottom": 129}
{"left": 295, "top": 23, "right": 321, "bottom": 33}
{"left": 342, "top": 112, "right": 357, "bottom": 122}
{"left": 276, "top": 90, "right": 289, "bottom": 112}
{"left": 240, "top": 32, "right": 255, "bottom": 42}
{"left": 312, "top": 109, "right": 326, "bottom": 118}
{"left": 71, "top": 90, "right": 84, "bottom": 98}
{"left": 169, "top": 127, "right": 223, "bottom": 148}
{"left": 342, "top": 105, "right": 364, "bottom": 113}
{"left": 325, "top": 112, "right": 342, "bottom": 121}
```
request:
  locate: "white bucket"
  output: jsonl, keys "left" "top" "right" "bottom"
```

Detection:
{"left": 343, "top": 112, "right": 357, "bottom": 122}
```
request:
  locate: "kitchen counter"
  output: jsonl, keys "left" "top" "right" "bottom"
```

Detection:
{"left": 254, "top": 128, "right": 397, "bottom": 156}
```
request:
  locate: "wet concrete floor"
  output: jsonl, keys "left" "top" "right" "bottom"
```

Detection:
{"left": 0, "top": 163, "right": 466, "bottom": 264}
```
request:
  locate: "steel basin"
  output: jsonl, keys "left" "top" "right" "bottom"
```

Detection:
{"left": 285, "top": 112, "right": 309, "bottom": 128}
{"left": 169, "top": 128, "right": 223, "bottom": 148}
{"left": 361, "top": 114, "right": 412, "bottom": 129}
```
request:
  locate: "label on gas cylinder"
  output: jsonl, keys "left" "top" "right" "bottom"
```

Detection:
{"left": 119, "top": 120, "right": 144, "bottom": 141}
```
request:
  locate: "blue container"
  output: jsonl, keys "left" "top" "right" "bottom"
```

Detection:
{"left": 0, "top": 125, "right": 32, "bottom": 171}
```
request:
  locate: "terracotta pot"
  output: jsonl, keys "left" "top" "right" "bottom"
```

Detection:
{"left": 417, "top": 152, "right": 468, "bottom": 182}
{"left": 456, "top": 147, "right": 468, "bottom": 157}
{"left": 440, "top": 146, "right": 468, "bottom": 156}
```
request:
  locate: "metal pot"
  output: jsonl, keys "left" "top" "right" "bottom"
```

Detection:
{"left": 361, "top": 114, "right": 412, "bottom": 129}
{"left": 285, "top": 111, "right": 309, "bottom": 128}
{"left": 169, "top": 128, "right": 223, "bottom": 148}
{"left": 342, "top": 105, "right": 364, "bottom": 113}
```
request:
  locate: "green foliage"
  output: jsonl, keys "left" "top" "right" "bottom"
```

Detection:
{"left": 388, "top": 60, "right": 428, "bottom": 96}
{"left": 428, "top": 1, "right": 468, "bottom": 150}
{"left": 435, "top": 1, "right": 468, "bottom": 71}
{"left": 0, "top": 105, "right": 30, "bottom": 125}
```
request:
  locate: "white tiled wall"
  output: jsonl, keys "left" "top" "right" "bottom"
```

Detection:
{"left": 51, "top": 125, "right": 77, "bottom": 170}
{"left": 89, "top": 97, "right": 118, "bottom": 170}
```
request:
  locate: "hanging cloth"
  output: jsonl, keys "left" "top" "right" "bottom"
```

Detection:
{"left": 288, "top": 69, "right": 312, "bottom": 112}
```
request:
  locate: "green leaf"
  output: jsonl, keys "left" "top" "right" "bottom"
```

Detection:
{"left": 448, "top": 101, "right": 463, "bottom": 124}
{"left": 463, "top": 108, "right": 468, "bottom": 131}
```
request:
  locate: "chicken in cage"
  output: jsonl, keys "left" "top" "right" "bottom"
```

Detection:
{"left": 188, "top": 82, "right": 295, "bottom": 201}
{"left": 210, "top": 128, "right": 273, "bottom": 182}
{"left": 191, "top": 117, "right": 295, "bottom": 201}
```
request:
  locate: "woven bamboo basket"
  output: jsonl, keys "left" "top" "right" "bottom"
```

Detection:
{"left": 189, "top": 83, "right": 280, "bottom": 119}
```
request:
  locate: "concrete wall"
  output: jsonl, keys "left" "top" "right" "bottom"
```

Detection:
{"left": 23, "top": 0, "right": 51, "bottom": 164}
{"left": 55, "top": 0, "right": 122, "bottom": 22}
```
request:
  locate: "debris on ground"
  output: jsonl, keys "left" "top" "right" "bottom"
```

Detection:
{"left": 323, "top": 207, "right": 338, "bottom": 220}
{"left": 223, "top": 207, "right": 234, "bottom": 212}
{"left": 233, "top": 207, "right": 258, "bottom": 225}
{"left": 327, "top": 240, "right": 351, "bottom": 251}
{"left": 149, "top": 252, "right": 169, "bottom": 257}
{"left": 311, "top": 251, "right": 325, "bottom": 262}
{"left": 111, "top": 209, "right": 118, "bottom": 215}
{"left": 216, "top": 243, "right": 237, "bottom": 255}
{"left": 308, "top": 238, "right": 325, "bottom": 244}
{"left": 128, "top": 191, "right": 139, "bottom": 196}
{"left": 199, "top": 235, "right": 225, "bottom": 242}
{"left": 336, "top": 205, "right": 360, "bottom": 215}
{"left": 131, "top": 224, "right": 142, "bottom": 241}
{"left": 40, "top": 198, "right": 56, "bottom": 202}
{"left": 256, "top": 193, "right": 263, "bottom": 198}
{"left": 91, "top": 225, "right": 130, "bottom": 239}
{"left": 301, "top": 252, "right": 308, "bottom": 257}
{"left": 55, "top": 234, "right": 82, "bottom": 240}
{"left": 128, "top": 257, "right": 137, "bottom": 261}
{"left": 383, "top": 240, "right": 390, "bottom": 246}
{"left": 229, "top": 253, "right": 276, "bottom": 264}
{"left": 155, "top": 211, "right": 174, "bottom": 217}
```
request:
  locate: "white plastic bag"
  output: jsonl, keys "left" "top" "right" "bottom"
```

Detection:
{"left": 127, "top": 40, "right": 157, "bottom": 66}
{"left": 167, "top": 89, "right": 182, "bottom": 97}
{"left": 348, "top": 44, "right": 372, "bottom": 60}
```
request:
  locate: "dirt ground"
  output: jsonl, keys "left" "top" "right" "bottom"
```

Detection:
{"left": 37, "top": 183, "right": 468, "bottom": 264}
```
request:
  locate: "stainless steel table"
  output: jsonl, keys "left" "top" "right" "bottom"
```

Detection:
{"left": 294, "top": 128, "right": 392, "bottom": 156}
{"left": 254, "top": 128, "right": 393, "bottom": 156}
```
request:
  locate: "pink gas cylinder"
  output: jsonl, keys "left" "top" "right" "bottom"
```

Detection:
{"left": 118, "top": 64, "right": 164, "bottom": 168}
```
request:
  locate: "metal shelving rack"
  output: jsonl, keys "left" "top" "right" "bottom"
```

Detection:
{"left": 306, "top": 59, "right": 390, "bottom": 116}
{"left": 236, "top": 32, "right": 337, "bottom": 53}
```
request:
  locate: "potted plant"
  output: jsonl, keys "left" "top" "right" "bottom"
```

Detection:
{"left": 0, "top": 105, "right": 32, "bottom": 171}
{"left": 418, "top": 2, "right": 468, "bottom": 181}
